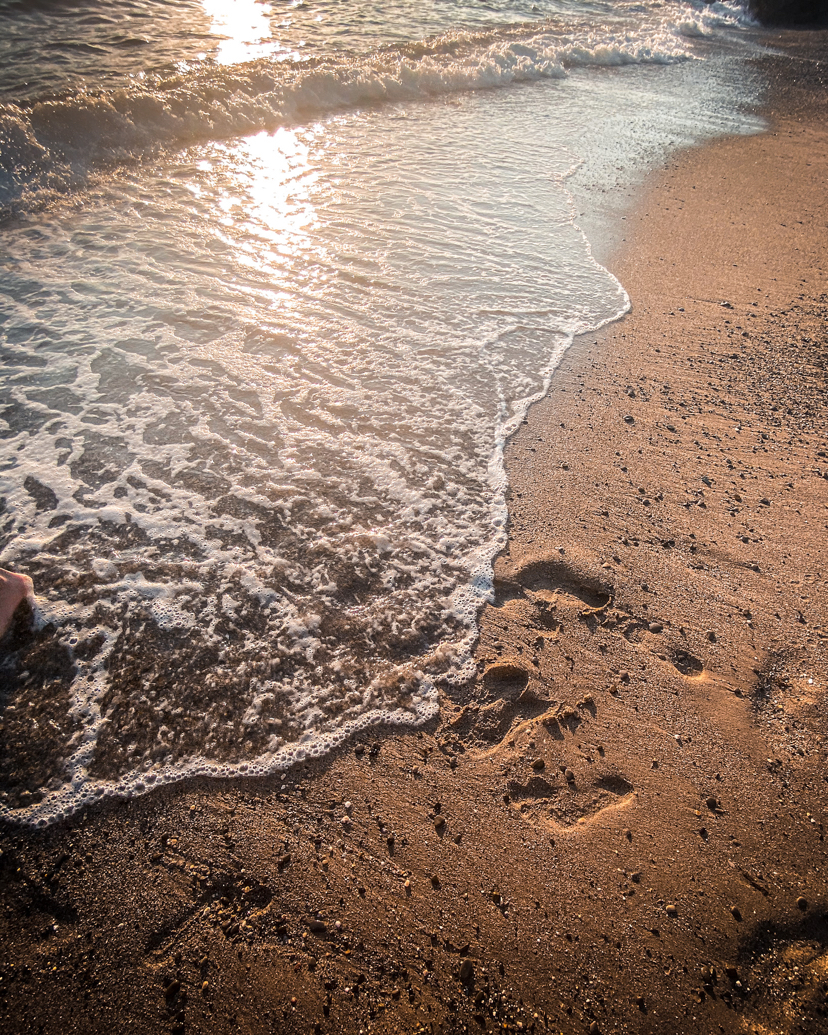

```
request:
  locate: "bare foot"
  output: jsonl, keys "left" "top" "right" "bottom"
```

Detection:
{"left": 0, "top": 568, "right": 34, "bottom": 639}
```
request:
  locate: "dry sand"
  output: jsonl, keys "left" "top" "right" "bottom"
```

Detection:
{"left": 1, "top": 57, "right": 827, "bottom": 1035}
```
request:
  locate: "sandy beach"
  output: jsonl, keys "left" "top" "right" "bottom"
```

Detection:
{"left": 2, "top": 46, "right": 827, "bottom": 1035}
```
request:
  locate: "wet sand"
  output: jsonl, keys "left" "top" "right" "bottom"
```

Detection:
{"left": 2, "top": 59, "right": 827, "bottom": 1035}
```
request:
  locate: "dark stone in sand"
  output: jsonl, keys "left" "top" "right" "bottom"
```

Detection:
{"left": 748, "top": 0, "right": 828, "bottom": 25}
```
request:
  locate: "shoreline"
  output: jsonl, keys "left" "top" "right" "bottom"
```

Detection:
{"left": 2, "top": 51, "right": 828, "bottom": 1035}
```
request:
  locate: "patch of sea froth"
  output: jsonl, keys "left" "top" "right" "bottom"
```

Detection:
{"left": 0, "top": 15, "right": 704, "bottom": 218}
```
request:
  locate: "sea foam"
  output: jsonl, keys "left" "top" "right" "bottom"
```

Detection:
{"left": 0, "top": 1, "right": 762, "bottom": 826}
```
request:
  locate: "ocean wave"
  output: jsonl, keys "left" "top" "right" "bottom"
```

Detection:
{"left": 0, "top": 18, "right": 698, "bottom": 218}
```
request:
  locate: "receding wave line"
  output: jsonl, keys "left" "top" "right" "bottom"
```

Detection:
{"left": 0, "top": 18, "right": 698, "bottom": 218}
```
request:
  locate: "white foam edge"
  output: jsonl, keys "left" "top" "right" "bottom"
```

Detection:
{"left": 0, "top": 679, "right": 440, "bottom": 828}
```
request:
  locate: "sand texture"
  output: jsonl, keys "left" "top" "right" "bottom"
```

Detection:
{"left": 1, "top": 74, "right": 827, "bottom": 1035}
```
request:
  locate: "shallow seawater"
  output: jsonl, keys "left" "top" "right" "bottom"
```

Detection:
{"left": 0, "top": 0, "right": 765, "bottom": 823}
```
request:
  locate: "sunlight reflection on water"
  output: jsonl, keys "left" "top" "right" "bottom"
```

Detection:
{"left": 220, "top": 128, "right": 319, "bottom": 254}
{"left": 203, "top": 0, "right": 289, "bottom": 64}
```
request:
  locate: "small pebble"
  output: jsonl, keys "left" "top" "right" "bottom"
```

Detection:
{"left": 666, "top": 904, "right": 678, "bottom": 917}
{"left": 796, "top": 896, "right": 808, "bottom": 911}
{"left": 564, "top": 768, "right": 575, "bottom": 783}
{"left": 730, "top": 905, "right": 742, "bottom": 921}
{"left": 531, "top": 758, "right": 545, "bottom": 771}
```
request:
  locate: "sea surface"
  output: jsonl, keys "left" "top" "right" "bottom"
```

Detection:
{"left": 0, "top": 0, "right": 767, "bottom": 824}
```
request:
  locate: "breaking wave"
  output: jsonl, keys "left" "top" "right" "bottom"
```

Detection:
{"left": 0, "top": 17, "right": 703, "bottom": 218}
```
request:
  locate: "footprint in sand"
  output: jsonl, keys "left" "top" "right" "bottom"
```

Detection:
{"left": 513, "top": 556, "right": 612, "bottom": 612}
{"left": 508, "top": 770, "right": 635, "bottom": 830}
{"left": 492, "top": 554, "right": 614, "bottom": 646}
{"left": 482, "top": 660, "right": 530, "bottom": 698}
{"left": 453, "top": 659, "right": 549, "bottom": 743}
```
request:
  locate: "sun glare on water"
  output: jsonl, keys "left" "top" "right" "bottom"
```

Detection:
{"left": 215, "top": 127, "right": 320, "bottom": 277}
{"left": 201, "top": 0, "right": 298, "bottom": 64}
